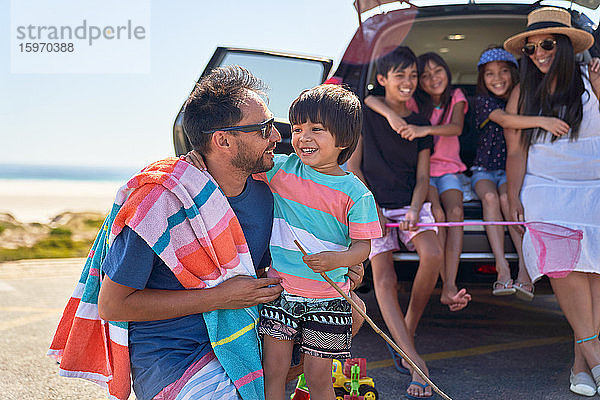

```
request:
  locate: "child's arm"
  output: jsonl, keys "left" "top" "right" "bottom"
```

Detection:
{"left": 364, "top": 95, "right": 407, "bottom": 133}
{"left": 398, "top": 101, "right": 465, "bottom": 140}
{"left": 402, "top": 147, "right": 431, "bottom": 230}
{"left": 302, "top": 239, "right": 371, "bottom": 274}
{"left": 503, "top": 85, "right": 527, "bottom": 235}
{"left": 488, "top": 109, "right": 570, "bottom": 137}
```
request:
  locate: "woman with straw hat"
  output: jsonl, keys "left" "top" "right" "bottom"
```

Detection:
{"left": 503, "top": 6, "right": 600, "bottom": 397}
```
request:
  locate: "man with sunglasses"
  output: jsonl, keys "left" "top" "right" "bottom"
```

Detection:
{"left": 95, "top": 65, "right": 282, "bottom": 400}
{"left": 96, "top": 65, "right": 364, "bottom": 400}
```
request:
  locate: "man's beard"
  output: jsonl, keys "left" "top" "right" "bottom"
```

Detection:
{"left": 231, "top": 145, "right": 274, "bottom": 174}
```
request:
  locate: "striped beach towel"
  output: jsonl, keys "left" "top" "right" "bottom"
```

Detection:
{"left": 48, "top": 158, "right": 264, "bottom": 400}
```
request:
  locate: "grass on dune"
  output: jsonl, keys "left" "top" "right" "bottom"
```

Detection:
{"left": 0, "top": 216, "right": 103, "bottom": 262}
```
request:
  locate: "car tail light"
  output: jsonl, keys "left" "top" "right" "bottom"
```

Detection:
{"left": 475, "top": 264, "right": 497, "bottom": 274}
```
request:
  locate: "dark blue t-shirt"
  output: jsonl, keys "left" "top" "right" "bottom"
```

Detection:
{"left": 101, "top": 177, "right": 273, "bottom": 400}
{"left": 473, "top": 94, "right": 507, "bottom": 171}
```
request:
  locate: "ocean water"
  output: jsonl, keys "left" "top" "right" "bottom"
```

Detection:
{"left": 0, "top": 163, "right": 138, "bottom": 182}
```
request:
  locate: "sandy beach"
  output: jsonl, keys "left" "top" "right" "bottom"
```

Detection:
{"left": 0, "top": 179, "right": 120, "bottom": 223}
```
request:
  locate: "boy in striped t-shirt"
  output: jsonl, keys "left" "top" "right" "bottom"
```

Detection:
{"left": 254, "top": 84, "right": 381, "bottom": 400}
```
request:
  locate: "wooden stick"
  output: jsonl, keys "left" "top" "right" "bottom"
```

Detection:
{"left": 294, "top": 240, "right": 453, "bottom": 400}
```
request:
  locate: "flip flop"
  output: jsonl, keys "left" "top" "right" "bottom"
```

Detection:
{"left": 405, "top": 381, "right": 434, "bottom": 399}
{"left": 492, "top": 279, "right": 516, "bottom": 296}
{"left": 385, "top": 342, "right": 410, "bottom": 375}
{"left": 514, "top": 281, "right": 535, "bottom": 301}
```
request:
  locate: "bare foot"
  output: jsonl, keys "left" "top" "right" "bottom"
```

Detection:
{"left": 441, "top": 288, "right": 471, "bottom": 311}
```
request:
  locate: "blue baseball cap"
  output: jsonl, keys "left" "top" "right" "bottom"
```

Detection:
{"left": 477, "top": 48, "right": 519, "bottom": 69}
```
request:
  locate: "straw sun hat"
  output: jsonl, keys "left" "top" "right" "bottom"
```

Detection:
{"left": 503, "top": 7, "right": 594, "bottom": 56}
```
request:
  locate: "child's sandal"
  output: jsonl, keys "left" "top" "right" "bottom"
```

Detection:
{"left": 514, "top": 281, "right": 534, "bottom": 301}
{"left": 492, "top": 279, "right": 516, "bottom": 296}
{"left": 385, "top": 342, "right": 410, "bottom": 375}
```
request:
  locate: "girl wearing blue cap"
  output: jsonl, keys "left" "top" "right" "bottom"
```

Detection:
{"left": 472, "top": 45, "right": 570, "bottom": 299}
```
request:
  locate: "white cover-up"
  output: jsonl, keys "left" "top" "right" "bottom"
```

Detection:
{"left": 521, "top": 68, "right": 600, "bottom": 281}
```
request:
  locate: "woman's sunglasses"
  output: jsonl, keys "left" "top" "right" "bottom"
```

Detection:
{"left": 202, "top": 117, "right": 275, "bottom": 139}
{"left": 521, "top": 39, "right": 557, "bottom": 56}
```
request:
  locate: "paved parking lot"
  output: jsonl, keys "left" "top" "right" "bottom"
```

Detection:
{"left": 336, "top": 285, "right": 577, "bottom": 400}
{"left": 0, "top": 258, "right": 585, "bottom": 400}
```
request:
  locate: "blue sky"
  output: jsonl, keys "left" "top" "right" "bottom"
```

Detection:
{"left": 1, "top": 0, "right": 358, "bottom": 169}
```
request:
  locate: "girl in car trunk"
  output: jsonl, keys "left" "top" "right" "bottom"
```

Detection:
{"left": 472, "top": 46, "right": 571, "bottom": 300}
{"left": 365, "top": 52, "right": 471, "bottom": 313}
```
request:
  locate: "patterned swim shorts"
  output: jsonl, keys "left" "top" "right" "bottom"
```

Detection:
{"left": 258, "top": 290, "right": 352, "bottom": 359}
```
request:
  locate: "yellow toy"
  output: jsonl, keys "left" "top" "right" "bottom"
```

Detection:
{"left": 290, "top": 358, "right": 378, "bottom": 400}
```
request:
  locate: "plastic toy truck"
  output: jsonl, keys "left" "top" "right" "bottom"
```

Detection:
{"left": 290, "top": 358, "right": 378, "bottom": 400}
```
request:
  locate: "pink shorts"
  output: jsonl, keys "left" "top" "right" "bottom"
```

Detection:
{"left": 369, "top": 203, "right": 437, "bottom": 258}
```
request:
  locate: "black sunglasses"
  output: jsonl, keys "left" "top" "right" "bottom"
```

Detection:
{"left": 522, "top": 39, "right": 557, "bottom": 56}
{"left": 202, "top": 117, "right": 275, "bottom": 139}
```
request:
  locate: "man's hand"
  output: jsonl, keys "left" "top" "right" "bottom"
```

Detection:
{"left": 216, "top": 275, "right": 282, "bottom": 309}
{"left": 302, "top": 251, "right": 341, "bottom": 273}
{"left": 182, "top": 150, "right": 207, "bottom": 171}
{"left": 346, "top": 263, "right": 365, "bottom": 291}
{"left": 539, "top": 117, "right": 570, "bottom": 137}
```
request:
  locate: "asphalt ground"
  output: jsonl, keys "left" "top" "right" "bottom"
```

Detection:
{"left": 0, "top": 258, "right": 591, "bottom": 400}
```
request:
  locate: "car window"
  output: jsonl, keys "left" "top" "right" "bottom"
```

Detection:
{"left": 218, "top": 51, "right": 329, "bottom": 120}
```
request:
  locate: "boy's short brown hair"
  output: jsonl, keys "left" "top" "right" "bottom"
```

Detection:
{"left": 288, "top": 84, "right": 362, "bottom": 165}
